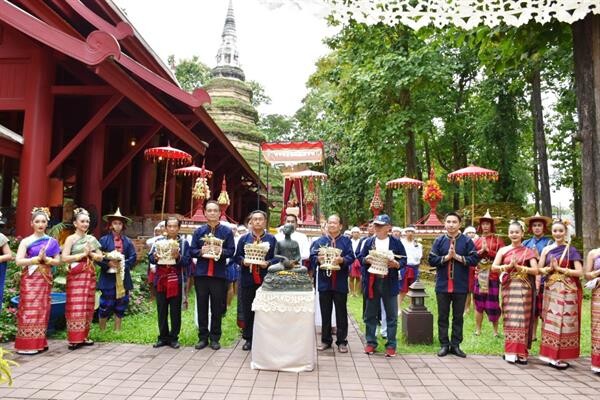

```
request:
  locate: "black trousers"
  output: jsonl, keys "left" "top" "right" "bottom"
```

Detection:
{"left": 156, "top": 289, "right": 182, "bottom": 343}
{"left": 195, "top": 276, "right": 228, "bottom": 343}
{"left": 241, "top": 284, "right": 260, "bottom": 341}
{"left": 319, "top": 291, "right": 348, "bottom": 345}
{"left": 436, "top": 292, "right": 467, "bottom": 347}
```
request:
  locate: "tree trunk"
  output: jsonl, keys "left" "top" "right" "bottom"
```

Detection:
{"left": 572, "top": 14, "right": 600, "bottom": 253}
{"left": 530, "top": 68, "right": 552, "bottom": 216}
{"left": 572, "top": 138, "right": 583, "bottom": 237}
{"left": 532, "top": 142, "right": 540, "bottom": 213}
{"left": 406, "top": 126, "right": 418, "bottom": 223}
{"left": 385, "top": 187, "right": 393, "bottom": 218}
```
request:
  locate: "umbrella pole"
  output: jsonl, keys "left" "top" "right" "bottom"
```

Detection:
{"left": 471, "top": 179, "right": 475, "bottom": 226}
{"left": 190, "top": 178, "right": 194, "bottom": 218}
{"left": 404, "top": 188, "right": 408, "bottom": 227}
{"left": 161, "top": 159, "right": 169, "bottom": 220}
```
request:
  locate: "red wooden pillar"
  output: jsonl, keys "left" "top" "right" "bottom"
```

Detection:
{"left": 138, "top": 156, "right": 156, "bottom": 215}
{"left": 81, "top": 125, "right": 105, "bottom": 236}
{"left": 16, "top": 49, "right": 54, "bottom": 236}
{"left": 166, "top": 172, "right": 176, "bottom": 214}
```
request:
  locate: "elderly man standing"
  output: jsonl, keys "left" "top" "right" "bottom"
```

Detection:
{"left": 359, "top": 214, "right": 406, "bottom": 357}
{"left": 310, "top": 215, "right": 355, "bottom": 353}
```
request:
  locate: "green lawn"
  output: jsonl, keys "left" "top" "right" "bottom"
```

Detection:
{"left": 50, "top": 294, "right": 242, "bottom": 347}
{"left": 347, "top": 280, "right": 592, "bottom": 356}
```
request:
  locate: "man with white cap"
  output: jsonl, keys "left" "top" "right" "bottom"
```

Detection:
{"left": 399, "top": 225, "right": 423, "bottom": 307}
{"left": 391, "top": 226, "right": 402, "bottom": 240}
{"left": 359, "top": 214, "right": 406, "bottom": 357}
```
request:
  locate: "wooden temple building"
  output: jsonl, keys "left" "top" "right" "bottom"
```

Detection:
{"left": 0, "top": 0, "right": 267, "bottom": 236}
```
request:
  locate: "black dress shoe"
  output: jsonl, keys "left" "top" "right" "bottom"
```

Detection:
{"left": 437, "top": 346, "right": 449, "bottom": 357}
{"left": 210, "top": 341, "right": 221, "bottom": 350}
{"left": 153, "top": 340, "right": 168, "bottom": 348}
{"left": 195, "top": 340, "right": 208, "bottom": 350}
{"left": 170, "top": 341, "right": 180, "bottom": 349}
{"left": 242, "top": 340, "right": 252, "bottom": 351}
{"left": 450, "top": 345, "right": 467, "bottom": 358}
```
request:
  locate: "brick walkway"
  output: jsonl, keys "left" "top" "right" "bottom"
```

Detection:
{"left": 1, "top": 318, "right": 599, "bottom": 400}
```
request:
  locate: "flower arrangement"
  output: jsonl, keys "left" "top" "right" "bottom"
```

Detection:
{"left": 423, "top": 177, "right": 443, "bottom": 203}
{"left": 217, "top": 190, "right": 230, "bottom": 206}
{"left": 193, "top": 177, "right": 211, "bottom": 200}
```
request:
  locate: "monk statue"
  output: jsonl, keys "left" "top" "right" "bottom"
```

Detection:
{"left": 263, "top": 224, "right": 311, "bottom": 291}
{"left": 269, "top": 223, "right": 306, "bottom": 272}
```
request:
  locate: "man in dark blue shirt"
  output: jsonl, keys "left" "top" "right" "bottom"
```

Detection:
{"left": 428, "top": 212, "right": 479, "bottom": 358}
{"left": 310, "top": 214, "right": 355, "bottom": 353}
{"left": 358, "top": 214, "right": 406, "bottom": 358}
{"left": 235, "top": 210, "right": 277, "bottom": 351}
{"left": 190, "top": 200, "right": 235, "bottom": 351}
{"left": 148, "top": 216, "right": 191, "bottom": 349}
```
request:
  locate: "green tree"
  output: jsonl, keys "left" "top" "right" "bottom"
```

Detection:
{"left": 167, "top": 55, "right": 212, "bottom": 92}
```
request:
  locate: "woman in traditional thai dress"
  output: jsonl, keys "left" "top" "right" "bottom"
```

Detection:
{"left": 584, "top": 246, "right": 600, "bottom": 373}
{"left": 61, "top": 208, "right": 103, "bottom": 350}
{"left": 492, "top": 220, "right": 538, "bottom": 364}
{"left": 0, "top": 211, "right": 14, "bottom": 312}
{"left": 538, "top": 220, "right": 583, "bottom": 370}
{"left": 14, "top": 207, "right": 61, "bottom": 355}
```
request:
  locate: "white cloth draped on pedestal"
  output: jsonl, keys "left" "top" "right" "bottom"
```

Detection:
{"left": 251, "top": 289, "right": 316, "bottom": 372}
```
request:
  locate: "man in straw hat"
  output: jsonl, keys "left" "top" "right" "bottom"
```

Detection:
{"left": 429, "top": 212, "right": 479, "bottom": 358}
{"left": 473, "top": 210, "right": 505, "bottom": 337}
{"left": 523, "top": 212, "right": 553, "bottom": 340}
{"left": 359, "top": 214, "right": 406, "bottom": 358}
{"left": 97, "top": 208, "right": 137, "bottom": 331}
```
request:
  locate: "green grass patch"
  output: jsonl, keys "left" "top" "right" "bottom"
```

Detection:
{"left": 347, "top": 279, "right": 592, "bottom": 356}
{"left": 50, "top": 294, "right": 242, "bottom": 348}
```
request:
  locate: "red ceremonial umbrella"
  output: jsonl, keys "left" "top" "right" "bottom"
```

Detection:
{"left": 386, "top": 177, "right": 424, "bottom": 226}
{"left": 447, "top": 165, "right": 499, "bottom": 225}
{"left": 144, "top": 145, "right": 192, "bottom": 219}
{"left": 174, "top": 163, "right": 213, "bottom": 218}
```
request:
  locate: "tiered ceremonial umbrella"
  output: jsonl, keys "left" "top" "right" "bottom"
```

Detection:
{"left": 174, "top": 162, "right": 213, "bottom": 218}
{"left": 284, "top": 169, "right": 327, "bottom": 225}
{"left": 386, "top": 177, "right": 424, "bottom": 226}
{"left": 144, "top": 145, "right": 192, "bottom": 219}
{"left": 447, "top": 165, "right": 499, "bottom": 225}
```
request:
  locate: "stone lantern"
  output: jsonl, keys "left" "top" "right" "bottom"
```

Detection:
{"left": 401, "top": 280, "right": 433, "bottom": 344}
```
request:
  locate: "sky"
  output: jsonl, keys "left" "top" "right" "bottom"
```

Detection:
{"left": 113, "top": 0, "right": 337, "bottom": 116}
{"left": 112, "top": 0, "right": 572, "bottom": 214}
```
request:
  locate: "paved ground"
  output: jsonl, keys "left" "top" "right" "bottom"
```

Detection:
{"left": 1, "top": 318, "right": 599, "bottom": 400}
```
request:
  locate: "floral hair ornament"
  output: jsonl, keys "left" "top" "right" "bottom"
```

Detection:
{"left": 31, "top": 207, "right": 51, "bottom": 220}
{"left": 509, "top": 219, "right": 526, "bottom": 232}
{"left": 73, "top": 207, "right": 90, "bottom": 218}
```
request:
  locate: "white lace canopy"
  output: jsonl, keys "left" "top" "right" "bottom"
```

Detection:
{"left": 327, "top": 0, "right": 599, "bottom": 29}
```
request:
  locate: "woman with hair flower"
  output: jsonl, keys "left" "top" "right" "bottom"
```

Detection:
{"left": 14, "top": 208, "right": 61, "bottom": 355}
{"left": 537, "top": 219, "right": 582, "bottom": 370}
{"left": 492, "top": 220, "right": 538, "bottom": 364}
{"left": 61, "top": 208, "right": 103, "bottom": 350}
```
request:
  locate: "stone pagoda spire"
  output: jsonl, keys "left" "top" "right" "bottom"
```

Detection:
{"left": 213, "top": 0, "right": 245, "bottom": 81}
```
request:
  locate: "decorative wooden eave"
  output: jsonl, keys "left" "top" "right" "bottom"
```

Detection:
{"left": 0, "top": 0, "right": 120, "bottom": 65}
